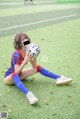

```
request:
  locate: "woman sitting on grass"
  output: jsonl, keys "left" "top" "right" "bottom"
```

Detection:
{"left": 4, "top": 32, "right": 72, "bottom": 105}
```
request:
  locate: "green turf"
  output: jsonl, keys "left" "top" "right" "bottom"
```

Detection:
{"left": 0, "top": 18, "right": 80, "bottom": 119}
{"left": 0, "top": 5, "right": 74, "bottom": 17}
{"left": 0, "top": 3, "right": 79, "bottom": 17}
{"left": 0, "top": 2, "right": 80, "bottom": 38}
{"left": 0, "top": 0, "right": 80, "bottom": 118}
{"left": 56, "top": 0, "right": 80, "bottom": 3}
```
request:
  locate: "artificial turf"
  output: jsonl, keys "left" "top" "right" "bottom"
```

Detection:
{"left": 0, "top": 18, "right": 80, "bottom": 119}
{"left": 0, "top": 0, "right": 80, "bottom": 119}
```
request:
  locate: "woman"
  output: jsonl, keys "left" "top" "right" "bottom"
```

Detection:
{"left": 4, "top": 32, "right": 72, "bottom": 105}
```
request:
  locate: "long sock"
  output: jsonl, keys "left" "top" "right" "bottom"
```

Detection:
{"left": 37, "top": 65, "right": 60, "bottom": 79}
{"left": 11, "top": 73, "right": 29, "bottom": 95}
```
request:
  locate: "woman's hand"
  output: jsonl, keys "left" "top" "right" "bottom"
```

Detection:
{"left": 24, "top": 53, "right": 34, "bottom": 63}
{"left": 24, "top": 54, "right": 30, "bottom": 63}
{"left": 25, "top": 52, "right": 37, "bottom": 68}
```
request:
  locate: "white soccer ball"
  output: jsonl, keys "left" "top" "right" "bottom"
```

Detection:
{"left": 26, "top": 43, "right": 40, "bottom": 58}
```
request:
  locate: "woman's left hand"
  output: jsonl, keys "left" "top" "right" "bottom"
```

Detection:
{"left": 30, "top": 56, "right": 35, "bottom": 62}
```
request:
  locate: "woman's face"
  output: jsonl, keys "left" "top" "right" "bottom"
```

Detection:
{"left": 22, "top": 39, "right": 30, "bottom": 51}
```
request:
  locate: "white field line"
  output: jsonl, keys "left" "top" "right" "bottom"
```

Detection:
{"left": 0, "top": 14, "right": 78, "bottom": 32}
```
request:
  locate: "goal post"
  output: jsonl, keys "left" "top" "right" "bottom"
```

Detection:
{"left": 24, "top": 0, "right": 33, "bottom": 5}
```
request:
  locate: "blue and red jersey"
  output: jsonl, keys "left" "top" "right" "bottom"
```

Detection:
{"left": 4, "top": 50, "right": 24, "bottom": 78}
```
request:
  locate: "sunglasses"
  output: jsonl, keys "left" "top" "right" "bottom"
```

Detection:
{"left": 23, "top": 40, "right": 30, "bottom": 45}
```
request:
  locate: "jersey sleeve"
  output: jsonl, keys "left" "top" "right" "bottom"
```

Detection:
{"left": 12, "top": 52, "right": 20, "bottom": 65}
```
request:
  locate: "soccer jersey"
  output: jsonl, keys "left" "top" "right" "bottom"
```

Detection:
{"left": 4, "top": 50, "right": 24, "bottom": 77}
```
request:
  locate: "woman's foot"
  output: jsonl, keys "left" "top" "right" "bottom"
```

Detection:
{"left": 56, "top": 76, "right": 72, "bottom": 85}
{"left": 26, "top": 92, "right": 38, "bottom": 104}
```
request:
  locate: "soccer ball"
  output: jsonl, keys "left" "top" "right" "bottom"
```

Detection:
{"left": 26, "top": 43, "right": 40, "bottom": 58}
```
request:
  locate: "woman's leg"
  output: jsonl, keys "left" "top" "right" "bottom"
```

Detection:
{"left": 14, "top": 65, "right": 72, "bottom": 85}
{"left": 4, "top": 67, "right": 37, "bottom": 85}
{"left": 20, "top": 67, "right": 37, "bottom": 80}
{"left": 37, "top": 65, "right": 72, "bottom": 85}
{"left": 4, "top": 73, "right": 38, "bottom": 104}
{"left": 4, "top": 74, "right": 29, "bottom": 95}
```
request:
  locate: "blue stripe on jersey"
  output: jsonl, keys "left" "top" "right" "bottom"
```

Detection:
{"left": 4, "top": 51, "right": 21, "bottom": 77}
{"left": 13, "top": 52, "right": 20, "bottom": 65}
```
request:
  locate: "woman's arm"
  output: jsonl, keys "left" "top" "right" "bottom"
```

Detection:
{"left": 30, "top": 57, "right": 37, "bottom": 68}
{"left": 14, "top": 54, "right": 29, "bottom": 74}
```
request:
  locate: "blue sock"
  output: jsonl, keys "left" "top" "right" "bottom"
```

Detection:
{"left": 37, "top": 66, "right": 60, "bottom": 79}
{"left": 12, "top": 73, "right": 29, "bottom": 95}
